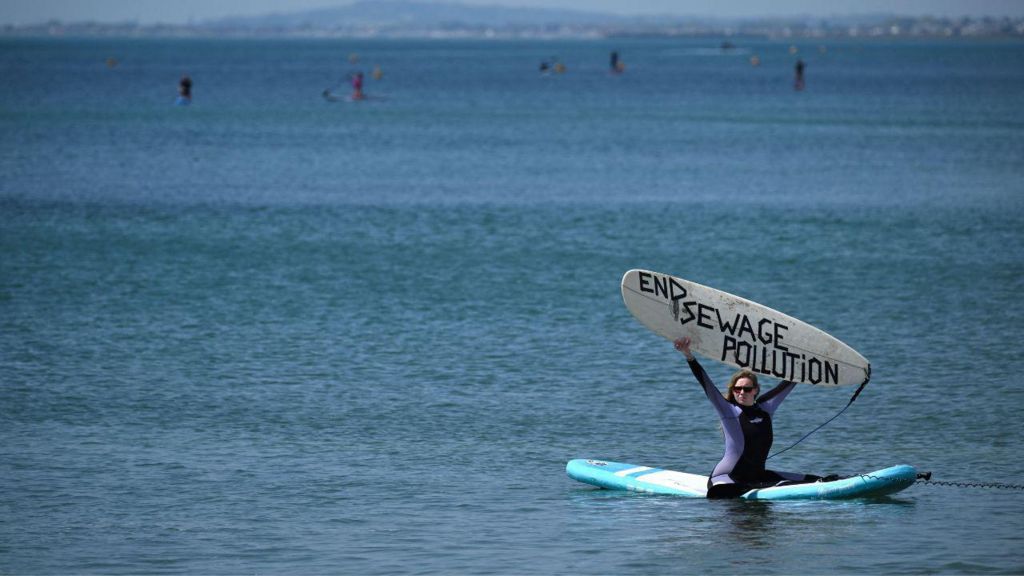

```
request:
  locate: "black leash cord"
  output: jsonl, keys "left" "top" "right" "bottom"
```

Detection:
{"left": 767, "top": 377, "right": 870, "bottom": 460}
{"left": 865, "top": 472, "right": 1024, "bottom": 491}
{"left": 917, "top": 476, "right": 1024, "bottom": 491}
{"left": 764, "top": 370, "right": 1024, "bottom": 491}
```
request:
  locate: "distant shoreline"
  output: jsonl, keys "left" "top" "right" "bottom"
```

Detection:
{"left": 4, "top": 15, "right": 1023, "bottom": 41}
{"left": 4, "top": 30, "right": 1024, "bottom": 41}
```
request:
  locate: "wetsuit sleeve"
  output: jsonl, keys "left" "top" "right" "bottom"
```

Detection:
{"left": 758, "top": 380, "right": 797, "bottom": 414}
{"left": 687, "top": 358, "right": 734, "bottom": 418}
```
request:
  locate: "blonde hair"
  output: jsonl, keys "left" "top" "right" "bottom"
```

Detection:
{"left": 725, "top": 369, "right": 759, "bottom": 402}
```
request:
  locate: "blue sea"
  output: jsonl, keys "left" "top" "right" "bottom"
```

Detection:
{"left": 2, "top": 36, "right": 1024, "bottom": 574}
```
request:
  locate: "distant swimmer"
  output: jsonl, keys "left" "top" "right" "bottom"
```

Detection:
{"left": 372, "top": 65, "right": 383, "bottom": 80}
{"left": 794, "top": 59, "right": 805, "bottom": 91}
{"left": 176, "top": 75, "right": 192, "bottom": 106}
{"left": 750, "top": 55, "right": 761, "bottom": 67}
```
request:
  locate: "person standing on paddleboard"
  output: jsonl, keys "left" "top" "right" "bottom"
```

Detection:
{"left": 350, "top": 71, "right": 365, "bottom": 100}
{"left": 794, "top": 58, "right": 806, "bottom": 91}
{"left": 176, "top": 75, "right": 192, "bottom": 106}
{"left": 675, "top": 336, "right": 826, "bottom": 498}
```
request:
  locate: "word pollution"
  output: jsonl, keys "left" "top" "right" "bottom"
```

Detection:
{"left": 637, "top": 271, "right": 840, "bottom": 385}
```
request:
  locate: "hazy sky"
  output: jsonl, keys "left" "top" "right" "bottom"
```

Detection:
{"left": 4, "top": 0, "right": 1023, "bottom": 26}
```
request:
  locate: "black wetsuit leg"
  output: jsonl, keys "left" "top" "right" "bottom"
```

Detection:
{"left": 706, "top": 483, "right": 751, "bottom": 499}
{"left": 708, "top": 471, "right": 825, "bottom": 497}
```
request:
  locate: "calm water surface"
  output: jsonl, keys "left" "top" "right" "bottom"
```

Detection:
{"left": 2, "top": 37, "right": 1024, "bottom": 574}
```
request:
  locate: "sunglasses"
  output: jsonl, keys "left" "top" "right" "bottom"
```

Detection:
{"left": 732, "top": 386, "right": 757, "bottom": 393}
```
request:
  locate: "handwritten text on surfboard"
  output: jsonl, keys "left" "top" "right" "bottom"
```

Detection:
{"left": 637, "top": 271, "right": 840, "bottom": 384}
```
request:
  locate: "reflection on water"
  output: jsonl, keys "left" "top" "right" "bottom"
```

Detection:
{"left": 719, "top": 500, "right": 776, "bottom": 547}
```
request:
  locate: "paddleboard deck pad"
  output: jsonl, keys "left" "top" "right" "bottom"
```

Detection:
{"left": 566, "top": 459, "right": 917, "bottom": 500}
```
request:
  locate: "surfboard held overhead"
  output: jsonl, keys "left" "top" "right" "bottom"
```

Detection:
{"left": 620, "top": 269, "right": 869, "bottom": 386}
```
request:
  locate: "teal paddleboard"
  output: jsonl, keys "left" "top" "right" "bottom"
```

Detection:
{"left": 566, "top": 459, "right": 917, "bottom": 500}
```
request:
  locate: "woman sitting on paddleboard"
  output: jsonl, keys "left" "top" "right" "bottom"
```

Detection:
{"left": 675, "top": 336, "right": 826, "bottom": 498}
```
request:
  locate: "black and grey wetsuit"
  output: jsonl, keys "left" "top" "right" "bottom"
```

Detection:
{"left": 687, "top": 357, "right": 817, "bottom": 498}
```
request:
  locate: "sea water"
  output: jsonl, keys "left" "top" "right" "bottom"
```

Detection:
{"left": 2, "top": 37, "right": 1023, "bottom": 574}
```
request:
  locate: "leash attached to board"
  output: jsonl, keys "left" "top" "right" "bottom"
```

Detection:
{"left": 767, "top": 369, "right": 871, "bottom": 460}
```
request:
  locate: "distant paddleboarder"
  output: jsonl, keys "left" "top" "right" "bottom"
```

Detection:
{"left": 176, "top": 75, "right": 192, "bottom": 106}
{"left": 350, "top": 71, "right": 365, "bottom": 100}
{"left": 540, "top": 57, "right": 565, "bottom": 75}
{"left": 322, "top": 69, "right": 378, "bottom": 102}
{"left": 610, "top": 51, "right": 624, "bottom": 74}
{"left": 794, "top": 59, "right": 805, "bottom": 91}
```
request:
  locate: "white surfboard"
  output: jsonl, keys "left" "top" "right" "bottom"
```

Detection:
{"left": 621, "top": 269, "right": 869, "bottom": 386}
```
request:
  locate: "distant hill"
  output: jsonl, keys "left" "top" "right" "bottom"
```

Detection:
{"left": 194, "top": 3, "right": 1024, "bottom": 38}
{"left": 202, "top": 0, "right": 631, "bottom": 30}
{"left": 5, "top": 0, "right": 1022, "bottom": 38}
